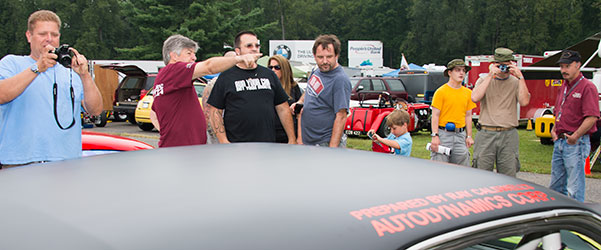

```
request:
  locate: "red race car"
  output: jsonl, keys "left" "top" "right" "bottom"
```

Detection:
{"left": 345, "top": 91, "right": 430, "bottom": 154}
{"left": 82, "top": 131, "right": 153, "bottom": 156}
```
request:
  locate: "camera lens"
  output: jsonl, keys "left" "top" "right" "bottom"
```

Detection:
{"left": 498, "top": 64, "right": 508, "bottom": 73}
{"left": 58, "top": 54, "right": 72, "bottom": 68}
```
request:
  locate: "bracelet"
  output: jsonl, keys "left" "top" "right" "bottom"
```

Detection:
{"left": 467, "top": 136, "right": 472, "bottom": 138}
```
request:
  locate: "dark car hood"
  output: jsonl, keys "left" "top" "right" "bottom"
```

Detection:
{"left": 0, "top": 144, "right": 596, "bottom": 249}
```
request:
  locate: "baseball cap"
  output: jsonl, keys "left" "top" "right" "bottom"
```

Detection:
{"left": 556, "top": 50, "right": 581, "bottom": 64}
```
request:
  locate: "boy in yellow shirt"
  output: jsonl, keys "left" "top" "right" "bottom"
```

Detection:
{"left": 429, "top": 59, "right": 476, "bottom": 166}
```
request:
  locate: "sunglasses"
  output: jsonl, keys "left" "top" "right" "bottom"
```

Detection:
{"left": 268, "top": 65, "right": 281, "bottom": 70}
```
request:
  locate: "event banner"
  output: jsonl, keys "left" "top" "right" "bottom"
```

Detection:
{"left": 269, "top": 40, "right": 315, "bottom": 64}
{"left": 348, "top": 40, "right": 383, "bottom": 67}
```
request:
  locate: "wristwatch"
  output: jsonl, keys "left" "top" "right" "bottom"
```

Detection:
{"left": 30, "top": 63, "right": 40, "bottom": 74}
{"left": 431, "top": 133, "right": 439, "bottom": 137}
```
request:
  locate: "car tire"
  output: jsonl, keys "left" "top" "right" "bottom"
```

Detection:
{"left": 540, "top": 137, "right": 553, "bottom": 145}
{"left": 127, "top": 115, "right": 137, "bottom": 125}
{"left": 138, "top": 123, "right": 154, "bottom": 131}
{"left": 94, "top": 111, "right": 108, "bottom": 127}
{"left": 376, "top": 117, "right": 391, "bottom": 138}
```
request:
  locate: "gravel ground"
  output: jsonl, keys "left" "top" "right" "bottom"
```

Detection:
{"left": 517, "top": 172, "right": 601, "bottom": 204}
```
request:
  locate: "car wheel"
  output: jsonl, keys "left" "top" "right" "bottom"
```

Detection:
{"left": 94, "top": 111, "right": 108, "bottom": 127}
{"left": 540, "top": 137, "right": 553, "bottom": 145}
{"left": 376, "top": 117, "right": 391, "bottom": 138}
{"left": 127, "top": 115, "right": 137, "bottom": 125}
{"left": 138, "top": 123, "right": 154, "bottom": 131}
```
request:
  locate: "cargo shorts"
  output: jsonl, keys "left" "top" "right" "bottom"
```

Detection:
{"left": 472, "top": 128, "right": 520, "bottom": 177}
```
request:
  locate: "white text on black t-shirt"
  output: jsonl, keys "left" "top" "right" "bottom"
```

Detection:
{"left": 234, "top": 78, "right": 272, "bottom": 92}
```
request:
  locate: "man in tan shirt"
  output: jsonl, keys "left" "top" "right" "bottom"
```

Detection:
{"left": 471, "top": 48, "right": 530, "bottom": 177}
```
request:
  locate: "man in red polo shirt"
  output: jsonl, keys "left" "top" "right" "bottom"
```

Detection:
{"left": 151, "top": 34, "right": 260, "bottom": 147}
{"left": 550, "top": 50, "right": 599, "bottom": 202}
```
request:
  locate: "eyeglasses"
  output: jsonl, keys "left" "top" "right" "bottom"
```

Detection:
{"left": 268, "top": 65, "right": 281, "bottom": 70}
{"left": 245, "top": 43, "right": 261, "bottom": 49}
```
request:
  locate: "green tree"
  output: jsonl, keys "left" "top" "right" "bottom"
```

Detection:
{"left": 75, "top": 0, "right": 126, "bottom": 59}
{"left": 116, "top": 0, "right": 276, "bottom": 60}
{"left": 115, "top": 0, "right": 177, "bottom": 60}
{"left": 402, "top": 0, "right": 476, "bottom": 65}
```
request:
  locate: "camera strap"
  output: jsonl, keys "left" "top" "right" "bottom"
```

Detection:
{"left": 53, "top": 68, "right": 76, "bottom": 130}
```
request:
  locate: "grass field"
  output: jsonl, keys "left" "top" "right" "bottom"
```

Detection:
{"left": 347, "top": 129, "right": 601, "bottom": 178}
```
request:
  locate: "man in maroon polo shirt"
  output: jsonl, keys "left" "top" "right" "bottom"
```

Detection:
{"left": 150, "top": 34, "right": 260, "bottom": 147}
{"left": 550, "top": 50, "right": 599, "bottom": 202}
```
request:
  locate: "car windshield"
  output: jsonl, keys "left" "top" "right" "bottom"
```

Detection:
{"left": 122, "top": 77, "right": 143, "bottom": 89}
{"left": 194, "top": 85, "right": 206, "bottom": 97}
{"left": 386, "top": 79, "right": 406, "bottom": 92}
{"left": 462, "top": 230, "right": 601, "bottom": 250}
{"left": 144, "top": 77, "right": 156, "bottom": 90}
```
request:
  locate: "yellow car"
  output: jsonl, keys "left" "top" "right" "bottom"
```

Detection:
{"left": 135, "top": 81, "right": 206, "bottom": 131}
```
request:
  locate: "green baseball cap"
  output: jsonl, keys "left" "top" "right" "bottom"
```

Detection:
{"left": 492, "top": 47, "right": 516, "bottom": 62}
{"left": 444, "top": 59, "right": 471, "bottom": 77}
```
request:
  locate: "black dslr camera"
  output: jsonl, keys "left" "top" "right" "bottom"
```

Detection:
{"left": 498, "top": 64, "right": 509, "bottom": 73}
{"left": 52, "top": 44, "right": 73, "bottom": 68}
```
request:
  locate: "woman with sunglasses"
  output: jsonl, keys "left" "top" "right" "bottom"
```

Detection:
{"left": 268, "top": 55, "right": 303, "bottom": 143}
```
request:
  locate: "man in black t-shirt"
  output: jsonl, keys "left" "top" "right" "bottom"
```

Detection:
{"left": 207, "top": 31, "right": 296, "bottom": 143}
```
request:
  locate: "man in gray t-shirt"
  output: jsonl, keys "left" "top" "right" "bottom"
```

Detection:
{"left": 292, "top": 34, "right": 351, "bottom": 147}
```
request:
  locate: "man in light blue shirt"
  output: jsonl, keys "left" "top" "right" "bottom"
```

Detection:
{"left": 0, "top": 10, "right": 102, "bottom": 167}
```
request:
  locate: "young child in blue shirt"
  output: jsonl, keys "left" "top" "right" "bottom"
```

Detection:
{"left": 368, "top": 109, "right": 413, "bottom": 156}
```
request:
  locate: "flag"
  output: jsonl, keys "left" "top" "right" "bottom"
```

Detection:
{"left": 400, "top": 53, "right": 409, "bottom": 70}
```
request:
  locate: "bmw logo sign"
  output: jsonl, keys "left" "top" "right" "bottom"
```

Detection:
{"left": 273, "top": 44, "right": 292, "bottom": 59}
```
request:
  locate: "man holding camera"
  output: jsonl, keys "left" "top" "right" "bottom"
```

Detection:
{"left": 549, "top": 50, "right": 599, "bottom": 202}
{"left": 471, "top": 47, "right": 530, "bottom": 177}
{"left": 0, "top": 10, "right": 102, "bottom": 168}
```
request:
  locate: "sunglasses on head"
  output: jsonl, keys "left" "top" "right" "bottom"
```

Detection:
{"left": 268, "top": 65, "right": 281, "bottom": 70}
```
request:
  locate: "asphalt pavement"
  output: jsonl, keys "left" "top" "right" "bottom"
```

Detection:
{"left": 84, "top": 120, "right": 601, "bottom": 204}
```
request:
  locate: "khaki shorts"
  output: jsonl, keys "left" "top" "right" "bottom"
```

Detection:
{"left": 473, "top": 128, "right": 520, "bottom": 177}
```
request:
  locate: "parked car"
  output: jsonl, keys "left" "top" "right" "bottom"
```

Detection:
{"left": 1, "top": 143, "right": 600, "bottom": 249}
{"left": 350, "top": 76, "right": 413, "bottom": 103}
{"left": 100, "top": 65, "right": 157, "bottom": 125}
{"left": 134, "top": 80, "right": 207, "bottom": 131}
{"left": 345, "top": 91, "right": 430, "bottom": 138}
{"left": 81, "top": 131, "right": 153, "bottom": 156}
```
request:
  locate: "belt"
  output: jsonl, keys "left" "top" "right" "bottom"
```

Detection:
{"left": 557, "top": 132, "right": 573, "bottom": 140}
{"left": 439, "top": 126, "right": 465, "bottom": 133}
{"left": 480, "top": 125, "right": 514, "bottom": 132}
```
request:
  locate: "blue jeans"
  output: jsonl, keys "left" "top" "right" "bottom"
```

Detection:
{"left": 549, "top": 135, "right": 589, "bottom": 202}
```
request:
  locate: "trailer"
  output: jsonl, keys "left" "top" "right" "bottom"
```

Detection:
{"left": 465, "top": 32, "right": 601, "bottom": 125}
{"left": 530, "top": 32, "right": 601, "bottom": 145}
{"left": 464, "top": 54, "right": 559, "bottom": 123}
